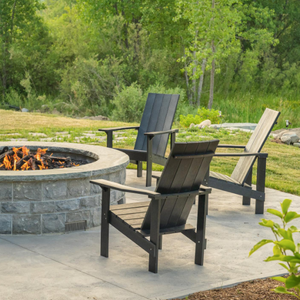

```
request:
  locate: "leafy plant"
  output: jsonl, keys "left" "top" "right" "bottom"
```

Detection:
{"left": 179, "top": 107, "right": 221, "bottom": 127}
{"left": 249, "top": 199, "right": 300, "bottom": 298}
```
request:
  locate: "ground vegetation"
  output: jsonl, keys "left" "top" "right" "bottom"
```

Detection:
{"left": 0, "top": 0, "right": 300, "bottom": 127}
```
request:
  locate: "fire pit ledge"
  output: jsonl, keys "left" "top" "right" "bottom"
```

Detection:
{"left": 0, "top": 142, "right": 129, "bottom": 235}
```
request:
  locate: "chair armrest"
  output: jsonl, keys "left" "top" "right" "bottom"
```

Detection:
{"left": 98, "top": 126, "right": 140, "bottom": 133}
{"left": 217, "top": 144, "right": 245, "bottom": 149}
{"left": 90, "top": 179, "right": 160, "bottom": 196}
{"left": 144, "top": 128, "right": 179, "bottom": 137}
{"left": 215, "top": 152, "right": 268, "bottom": 158}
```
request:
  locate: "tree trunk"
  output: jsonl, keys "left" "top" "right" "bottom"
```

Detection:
{"left": 208, "top": 0, "right": 215, "bottom": 110}
{"left": 197, "top": 58, "right": 206, "bottom": 107}
{"left": 183, "top": 47, "right": 192, "bottom": 105}
{"left": 208, "top": 41, "right": 215, "bottom": 110}
{"left": 192, "top": 50, "right": 196, "bottom": 106}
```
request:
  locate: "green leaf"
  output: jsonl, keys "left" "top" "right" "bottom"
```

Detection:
{"left": 259, "top": 219, "right": 274, "bottom": 228}
{"left": 267, "top": 208, "right": 283, "bottom": 218}
{"left": 265, "top": 255, "right": 284, "bottom": 262}
{"left": 278, "top": 228, "right": 289, "bottom": 239}
{"left": 284, "top": 212, "right": 300, "bottom": 223}
{"left": 249, "top": 239, "right": 273, "bottom": 256}
{"left": 272, "top": 276, "right": 286, "bottom": 283}
{"left": 281, "top": 199, "right": 292, "bottom": 215}
{"left": 273, "top": 245, "right": 281, "bottom": 255}
{"left": 273, "top": 286, "right": 297, "bottom": 296}
{"left": 285, "top": 274, "right": 300, "bottom": 289}
{"left": 289, "top": 226, "right": 300, "bottom": 233}
{"left": 279, "top": 263, "right": 290, "bottom": 272}
{"left": 276, "top": 239, "right": 296, "bottom": 252}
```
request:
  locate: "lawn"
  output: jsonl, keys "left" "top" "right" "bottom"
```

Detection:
{"left": 1, "top": 109, "right": 299, "bottom": 196}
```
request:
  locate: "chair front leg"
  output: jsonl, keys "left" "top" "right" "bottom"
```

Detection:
{"left": 137, "top": 161, "right": 143, "bottom": 177}
{"left": 242, "top": 167, "right": 252, "bottom": 205}
{"left": 255, "top": 156, "right": 266, "bottom": 214}
{"left": 101, "top": 187, "right": 110, "bottom": 257}
{"left": 170, "top": 131, "right": 176, "bottom": 150}
{"left": 106, "top": 131, "right": 113, "bottom": 148}
{"left": 195, "top": 192, "right": 208, "bottom": 265}
{"left": 149, "top": 199, "right": 161, "bottom": 273}
{"left": 146, "top": 135, "right": 154, "bottom": 187}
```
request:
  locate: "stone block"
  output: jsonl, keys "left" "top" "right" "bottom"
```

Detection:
{"left": 0, "top": 215, "right": 12, "bottom": 234}
{"left": 43, "top": 181, "right": 67, "bottom": 200}
{"left": 42, "top": 213, "right": 66, "bottom": 233}
{"left": 55, "top": 199, "right": 80, "bottom": 212}
{"left": 14, "top": 182, "right": 42, "bottom": 201}
{"left": 120, "top": 169, "right": 126, "bottom": 184}
{"left": 80, "top": 195, "right": 100, "bottom": 208}
{"left": 1, "top": 202, "right": 30, "bottom": 214}
{"left": 13, "top": 215, "right": 41, "bottom": 234}
{"left": 0, "top": 183, "right": 12, "bottom": 201}
{"left": 90, "top": 182, "right": 102, "bottom": 195}
{"left": 31, "top": 202, "right": 56, "bottom": 214}
{"left": 67, "top": 179, "right": 90, "bottom": 198}
{"left": 91, "top": 207, "right": 101, "bottom": 227}
{"left": 109, "top": 171, "right": 121, "bottom": 183}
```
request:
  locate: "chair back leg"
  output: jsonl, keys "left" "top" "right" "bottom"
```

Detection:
{"left": 242, "top": 167, "right": 252, "bottom": 205}
{"left": 255, "top": 156, "right": 267, "bottom": 214}
{"left": 101, "top": 187, "right": 110, "bottom": 257}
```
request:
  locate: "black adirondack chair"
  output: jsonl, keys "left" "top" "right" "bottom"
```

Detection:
{"left": 90, "top": 140, "right": 219, "bottom": 273}
{"left": 203, "top": 108, "right": 280, "bottom": 214}
{"left": 98, "top": 93, "right": 179, "bottom": 187}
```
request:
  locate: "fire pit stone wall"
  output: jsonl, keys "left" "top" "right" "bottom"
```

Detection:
{"left": 0, "top": 142, "right": 129, "bottom": 235}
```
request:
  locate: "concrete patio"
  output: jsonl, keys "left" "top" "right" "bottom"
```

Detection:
{"left": 1, "top": 169, "right": 299, "bottom": 300}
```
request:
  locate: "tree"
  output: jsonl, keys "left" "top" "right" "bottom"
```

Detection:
{"left": 0, "top": 0, "right": 46, "bottom": 99}
{"left": 175, "top": 0, "right": 242, "bottom": 108}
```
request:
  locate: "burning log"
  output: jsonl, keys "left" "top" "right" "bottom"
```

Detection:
{"left": 0, "top": 146, "right": 83, "bottom": 171}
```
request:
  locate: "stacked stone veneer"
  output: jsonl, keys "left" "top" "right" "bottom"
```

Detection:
{"left": 0, "top": 142, "right": 129, "bottom": 235}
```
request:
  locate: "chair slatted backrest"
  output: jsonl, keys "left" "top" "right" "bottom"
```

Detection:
{"left": 134, "top": 93, "right": 179, "bottom": 157}
{"left": 231, "top": 108, "right": 280, "bottom": 184}
{"left": 141, "top": 140, "right": 219, "bottom": 231}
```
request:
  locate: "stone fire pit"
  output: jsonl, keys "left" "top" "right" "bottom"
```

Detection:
{"left": 0, "top": 142, "right": 129, "bottom": 234}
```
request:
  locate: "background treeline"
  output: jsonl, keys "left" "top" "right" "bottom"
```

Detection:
{"left": 1, "top": 0, "right": 299, "bottom": 127}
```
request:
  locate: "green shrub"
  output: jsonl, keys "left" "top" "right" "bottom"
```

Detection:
{"left": 111, "top": 83, "right": 144, "bottom": 122}
{"left": 249, "top": 199, "right": 300, "bottom": 298}
{"left": 180, "top": 107, "right": 221, "bottom": 128}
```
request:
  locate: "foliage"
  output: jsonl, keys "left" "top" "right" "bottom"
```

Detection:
{"left": 180, "top": 107, "right": 221, "bottom": 128}
{"left": 59, "top": 56, "right": 125, "bottom": 116}
{"left": 249, "top": 199, "right": 300, "bottom": 299}
{"left": 111, "top": 83, "right": 144, "bottom": 122}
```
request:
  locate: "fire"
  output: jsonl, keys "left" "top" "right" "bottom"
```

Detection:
{"left": 0, "top": 146, "right": 79, "bottom": 171}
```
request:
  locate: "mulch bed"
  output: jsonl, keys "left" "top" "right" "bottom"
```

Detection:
{"left": 172, "top": 277, "right": 295, "bottom": 299}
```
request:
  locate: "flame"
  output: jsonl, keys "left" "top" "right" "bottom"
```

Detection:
{"left": 3, "top": 155, "right": 12, "bottom": 169}
{"left": 22, "top": 146, "right": 30, "bottom": 157}
{"left": 21, "top": 160, "right": 30, "bottom": 171}
{"left": 1, "top": 146, "right": 76, "bottom": 171}
{"left": 12, "top": 147, "right": 21, "bottom": 171}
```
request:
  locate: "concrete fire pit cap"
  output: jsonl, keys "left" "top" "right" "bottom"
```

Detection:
{"left": 0, "top": 142, "right": 129, "bottom": 182}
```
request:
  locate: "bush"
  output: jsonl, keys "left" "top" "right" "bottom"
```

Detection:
{"left": 111, "top": 83, "right": 145, "bottom": 122}
{"left": 180, "top": 107, "right": 221, "bottom": 128}
{"left": 249, "top": 199, "right": 300, "bottom": 298}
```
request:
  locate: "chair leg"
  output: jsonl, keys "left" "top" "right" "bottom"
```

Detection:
{"left": 137, "top": 161, "right": 143, "bottom": 177}
{"left": 242, "top": 168, "right": 252, "bottom": 205}
{"left": 195, "top": 192, "right": 208, "bottom": 265}
{"left": 146, "top": 136, "right": 154, "bottom": 187}
{"left": 149, "top": 199, "right": 161, "bottom": 273}
{"left": 255, "top": 157, "right": 266, "bottom": 214}
{"left": 158, "top": 235, "right": 162, "bottom": 250}
{"left": 101, "top": 187, "right": 110, "bottom": 257}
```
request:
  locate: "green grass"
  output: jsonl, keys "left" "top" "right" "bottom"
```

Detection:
{"left": 1, "top": 109, "right": 299, "bottom": 196}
